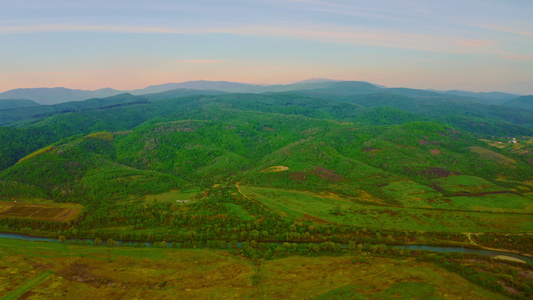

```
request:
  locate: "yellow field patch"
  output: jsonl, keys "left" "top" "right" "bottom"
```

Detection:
{"left": 470, "top": 146, "right": 516, "bottom": 167}
{"left": 17, "top": 146, "right": 55, "bottom": 163}
{"left": 260, "top": 166, "right": 289, "bottom": 172}
{"left": 0, "top": 201, "right": 82, "bottom": 223}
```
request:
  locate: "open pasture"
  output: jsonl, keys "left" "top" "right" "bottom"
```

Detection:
{"left": 470, "top": 146, "right": 517, "bottom": 167}
{"left": 383, "top": 180, "right": 533, "bottom": 213}
{"left": 241, "top": 186, "right": 533, "bottom": 232}
{"left": 0, "top": 201, "right": 82, "bottom": 222}
{"left": 432, "top": 175, "right": 509, "bottom": 194}
{"left": 142, "top": 189, "right": 202, "bottom": 204}
{"left": 0, "top": 239, "right": 254, "bottom": 300}
{"left": 262, "top": 256, "right": 507, "bottom": 300}
{"left": 0, "top": 239, "right": 509, "bottom": 300}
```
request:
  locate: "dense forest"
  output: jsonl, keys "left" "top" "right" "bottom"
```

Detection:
{"left": 1, "top": 83, "right": 533, "bottom": 298}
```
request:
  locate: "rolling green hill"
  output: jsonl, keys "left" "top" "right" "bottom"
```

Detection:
{"left": 0, "top": 88, "right": 532, "bottom": 257}
{"left": 1, "top": 95, "right": 532, "bottom": 232}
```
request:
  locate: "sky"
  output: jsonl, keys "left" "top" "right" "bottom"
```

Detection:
{"left": 1, "top": 0, "right": 532, "bottom": 94}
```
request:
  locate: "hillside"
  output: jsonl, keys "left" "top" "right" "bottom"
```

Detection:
{"left": 443, "top": 90, "right": 519, "bottom": 105}
{"left": 1, "top": 88, "right": 533, "bottom": 298}
{"left": 1, "top": 91, "right": 533, "bottom": 174}
{"left": 0, "top": 99, "right": 39, "bottom": 109}
{"left": 2, "top": 95, "right": 533, "bottom": 232}
{"left": 503, "top": 95, "right": 533, "bottom": 111}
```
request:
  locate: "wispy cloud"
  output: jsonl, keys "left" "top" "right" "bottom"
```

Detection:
{"left": 0, "top": 24, "right": 198, "bottom": 34}
{"left": 178, "top": 60, "right": 223, "bottom": 64}
{"left": 457, "top": 39, "right": 495, "bottom": 47}
{"left": 0, "top": 23, "right": 449, "bottom": 53}
{"left": 499, "top": 53, "right": 533, "bottom": 63}
{"left": 470, "top": 23, "right": 533, "bottom": 39}
{"left": 1, "top": 22, "right": 530, "bottom": 63}
{"left": 218, "top": 24, "right": 460, "bottom": 54}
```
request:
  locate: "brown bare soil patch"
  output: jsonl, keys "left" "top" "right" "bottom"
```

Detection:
{"left": 419, "top": 167, "right": 457, "bottom": 178}
{"left": 313, "top": 167, "right": 343, "bottom": 182}
{"left": 363, "top": 147, "right": 381, "bottom": 154}
{"left": 57, "top": 263, "right": 101, "bottom": 285}
{"left": 289, "top": 172, "right": 307, "bottom": 182}
{"left": 430, "top": 148, "right": 441, "bottom": 155}
{"left": 0, "top": 201, "right": 82, "bottom": 223}
{"left": 19, "top": 291, "right": 37, "bottom": 300}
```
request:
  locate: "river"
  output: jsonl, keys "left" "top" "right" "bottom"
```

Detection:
{"left": 1, "top": 232, "right": 531, "bottom": 265}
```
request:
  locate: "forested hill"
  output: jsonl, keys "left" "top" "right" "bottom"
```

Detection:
{"left": 2, "top": 87, "right": 533, "bottom": 273}
{"left": 0, "top": 99, "right": 40, "bottom": 110}
{"left": 1, "top": 91, "right": 533, "bottom": 174}
{"left": 503, "top": 95, "right": 533, "bottom": 111}
{"left": 2, "top": 90, "right": 533, "bottom": 203}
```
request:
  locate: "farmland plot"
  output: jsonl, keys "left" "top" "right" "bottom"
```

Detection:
{"left": 0, "top": 201, "right": 82, "bottom": 222}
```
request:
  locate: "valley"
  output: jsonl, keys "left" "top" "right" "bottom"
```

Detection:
{"left": 1, "top": 82, "right": 533, "bottom": 298}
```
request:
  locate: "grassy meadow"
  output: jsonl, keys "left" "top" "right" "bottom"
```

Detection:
{"left": 142, "top": 189, "right": 202, "bottom": 204}
{"left": 0, "top": 239, "right": 512, "bottom": 300}
{"left": 241, "top": 186, "right": 533, "bottom": 232}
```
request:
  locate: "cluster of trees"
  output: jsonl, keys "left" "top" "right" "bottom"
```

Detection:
{"left": 472, "top": 233, "right": 533, "bottom": 254}
{"left": 424, "top": 253, "right": 533, "bottom": 299}
{"left": 1, "top": 90, "right": 532, "bottom": 299}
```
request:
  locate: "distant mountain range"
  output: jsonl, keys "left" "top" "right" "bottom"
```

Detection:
{"left": 0, "top": 99, "right": 40, "bottom": 110}
{"left": 503, "top": 95, "right": 533, "bottom": 111}
{"left": 0, "top": 79, "right": 527, "bottom": 106}
{"left": 0, "top": 87, "right": 122, "bottom": 105}
{"left": 441, "top": 90, "right": 520, "bottom": 105}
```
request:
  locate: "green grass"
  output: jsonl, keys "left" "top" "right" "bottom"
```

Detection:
{"left": 372, "top": 282, "right": 442, "bottom": 300}
{"left": 0, "top": 239, "right": 516, "bottom": 299}
{"left": 0, "top": 239, "right": 254, "bottom": 299}
{"left": 470, "top": 146, "right": 516, "bottom": 166}
{"left": 262, "top": 256, "right": 508, "bottom": 300}
{"left": 310, "top": 285, "right": 366, "bottom": 300}
{"left": 224, "top": 203, "right": 255, "bottom": 220}
{"left": 382, "top": 180, "right": 533, "bottom": 213}
{"left": 449, "top": 193, "right": 533, "bottom": 212}
{"left": 2, "top": 271, "right": 53, "bottom": 300}
{"left": 143, "top": 189, "right": 201, "bottom": 204}
{"left": 243, "top": 185, "right": 533, "bottom": 232}
{"left": 382, "top": 181, "right": 441, "bottom": 207}
{"left": 432, "top": 175, "right": 508, "bottom": 194}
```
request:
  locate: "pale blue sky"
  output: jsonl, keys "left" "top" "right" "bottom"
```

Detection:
{"left": 1, "top": 0, "right": 532, "bottom": 93}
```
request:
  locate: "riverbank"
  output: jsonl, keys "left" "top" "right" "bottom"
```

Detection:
{"left": 1, "top": 231, "right": 532, "bottom": 265}
{"left": 494, "top": 255, "right": 526, "bottom": 264}
{"left": 464, "top": 232, "right": 533, "bottom": 260}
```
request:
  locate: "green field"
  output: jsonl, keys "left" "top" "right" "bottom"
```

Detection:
{"left": 382, "top": 178, "right": 533, "bottom": 213}
{"left": 224, "top": 203, "right": 256, "bottom": 220}
{"left": 142, "top": 189, "right": 202, "bottom": 204}
{"left": 241, "top": 186, "right": 533, "bottom": 232}
{"left": 263, "top": 256, "right": 507, "bottom": 300}
{"left": 0, "top": 239, "right": 511, "bottom": 299}
{"left": 432, "top": 175, "right": 509, "bottom": 194}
